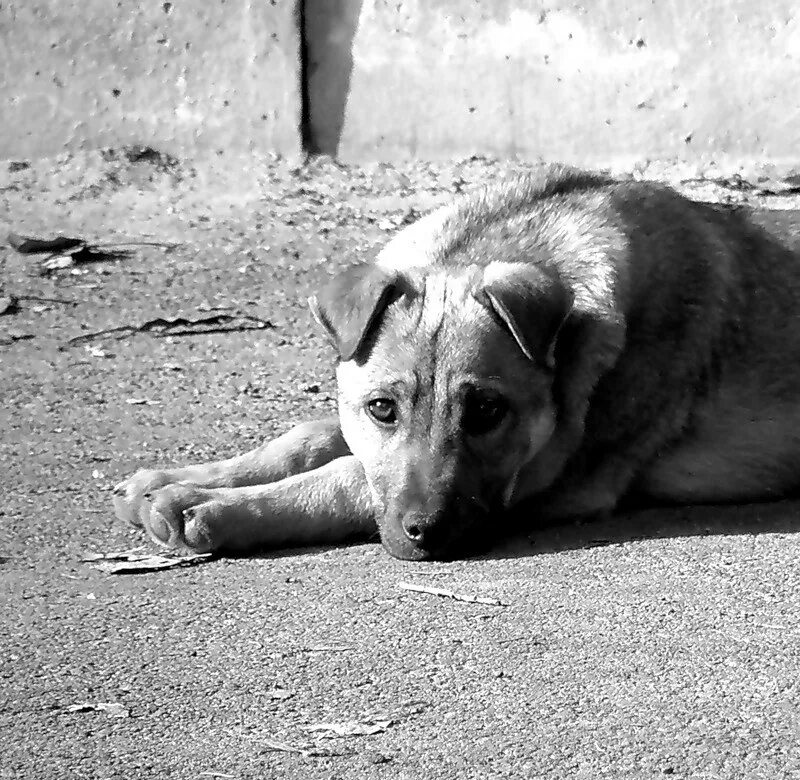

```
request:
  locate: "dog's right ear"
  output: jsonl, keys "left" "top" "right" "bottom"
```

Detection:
{"left": 309, "top": 264, "right": 404, "bottom": 362}
{"left": 476, "top": 263, "right": 574, "bottom": 369}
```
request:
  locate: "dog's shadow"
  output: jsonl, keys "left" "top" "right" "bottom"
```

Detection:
{"left": 488, "top": 499, "right": 800, "bottom": 559}
{"left": 240, "top": 499, "right": 800, "bottom": 563}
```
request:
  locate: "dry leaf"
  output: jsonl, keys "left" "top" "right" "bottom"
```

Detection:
{"left": 82, "top": 549, "right": 212, "bottom": 574}
{"left": 8, "top": 233, "right": 85, "bottom": 254}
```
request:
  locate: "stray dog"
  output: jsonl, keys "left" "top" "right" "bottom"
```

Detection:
{"left": 113, "top": 165, "right": 800, "bottom": 560}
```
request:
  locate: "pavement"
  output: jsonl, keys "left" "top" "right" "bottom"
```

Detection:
{"left": 2, "top": 151, "right": 800, "bottom": 779}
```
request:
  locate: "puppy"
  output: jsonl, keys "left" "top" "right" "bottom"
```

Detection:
{"left": 113, "top": 165, "right": 800, "bottom": 560}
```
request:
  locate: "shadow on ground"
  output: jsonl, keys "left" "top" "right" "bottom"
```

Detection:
{"left": 492, "top": 499, "right": 800, "bottom": 559}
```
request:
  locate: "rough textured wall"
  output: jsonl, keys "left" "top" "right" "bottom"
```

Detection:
{"left": 2, "top": 0, "right": 798, "bottom": 166}
{"left": 324, "top": 0, "right": 800, "bottom": 166}
{"left": 0, "top": 0, "right": 302, "bottom": 159}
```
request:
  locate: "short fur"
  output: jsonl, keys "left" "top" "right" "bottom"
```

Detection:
{"left": 113, "top": 165, "right": 800, "bottom": 560}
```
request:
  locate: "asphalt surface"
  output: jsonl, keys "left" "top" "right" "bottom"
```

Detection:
{"left": 2, "top": 152, "right": 800, "bottom": 779}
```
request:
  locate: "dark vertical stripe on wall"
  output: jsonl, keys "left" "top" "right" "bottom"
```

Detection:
{"left": 297, "top": 0, "right": 316, "bottom": 155}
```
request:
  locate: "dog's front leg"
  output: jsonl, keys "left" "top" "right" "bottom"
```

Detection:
{"left": 139, "top": 455, "right": 377, "bottom": 553}
{"left": 113, "top": 418, "right": 350, "bottom": 529}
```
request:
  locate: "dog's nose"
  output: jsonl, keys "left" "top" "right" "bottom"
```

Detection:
{"left": 400, "top": 511, "right": 439, "bottom": 547}
{"left": 403, "top": 518, "right": 424, "bottom": 542}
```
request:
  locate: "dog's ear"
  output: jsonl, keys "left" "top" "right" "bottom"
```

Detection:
{"left": 309, "top": 264, "right": 404, "bottom": 362}
{"left": 476, "top": 264, "right": 574, "bottom": 368}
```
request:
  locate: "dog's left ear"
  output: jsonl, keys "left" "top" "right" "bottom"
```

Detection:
{"left": 476, "top": 264, "right": 574, "bottom": 368}
{"left": 309, "top": 263, "right": 404, "bottom": 362}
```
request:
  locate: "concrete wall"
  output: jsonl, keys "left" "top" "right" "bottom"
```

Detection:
{"left": 311, "top": 0, "right": 800, "bottom": 168}
{"left": 0, "top": 0, "right": 301, "bottom": 160}
{"left": 2, "top": 0, "right": 799, "bottom": 167}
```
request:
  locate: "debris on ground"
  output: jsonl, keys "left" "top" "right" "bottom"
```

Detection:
{"left": 268, "top": 688, "right": 295, "bottom": 701}
{"left": 80, "top": 546, "right": 146, "bottom": 560}
{"left": 8, "top": 233, "right": 85, "bottom": 254}
{"left": 301, "top": 645, "right": 355, "bottom": 653}
{"left": 65, "top": 312, "right": 274, "bottom": 348}
{"left": 105, "top": 145, "right": 179, "bottom": 171}
{"left": 260, "top": 739, "right": 349, "bottom": 759}
{"left": 39, "top": 246, "right": 136, "bottom": 274}
{"left": 82, "top": 549, "right": 213, "bottom": 574}
{"left": 0, "top": 295, "right": 19, "bottom": 315}
{"left": 397, "top": 581, "right": 509, "bottom": 607}
{"left": 85, "top": 345, "right": 113, "bottom": 358}
{"left": 19, "top": 295, "right": 77, "bottom": 307}
{"left": 0, "top": 293, "right": 75, "bottom": 319}
{"left": 65, "top": 702, "right": 130, "bottom": 718}
{"left": 261, "top": 740, "right": 310, "bottom": 757}
{"left": 7, "top": 232, "right": 178, "bottom": 275}
{"left": 0, "top": 329, "right": 33, "bottom": 346}
{"left": 300, "top": 718, "right": 393, "bottom": 737}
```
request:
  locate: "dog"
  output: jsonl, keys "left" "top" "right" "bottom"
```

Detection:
{"left": 113, "top": 165, "right": 800, "bottom": 561}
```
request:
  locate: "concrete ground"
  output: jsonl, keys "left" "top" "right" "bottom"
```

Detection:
{"left": 2, "top": 152, "right": 800, "bottom": 780}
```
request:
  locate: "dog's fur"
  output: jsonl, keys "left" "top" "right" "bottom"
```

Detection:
{"left": 113, "top": 165, "right": 800, "bottom": 560}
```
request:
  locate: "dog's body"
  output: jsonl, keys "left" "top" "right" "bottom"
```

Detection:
{"left": 113, "top": 166, "right": 800, "bottom": 560}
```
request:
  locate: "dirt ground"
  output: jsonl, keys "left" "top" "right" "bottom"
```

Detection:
{"left": 3, "top": 151, "right": 800, "bottom": 779}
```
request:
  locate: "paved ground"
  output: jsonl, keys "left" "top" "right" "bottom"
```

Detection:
{"left": 2, "top": 152, "right": 800, "bottom": 779}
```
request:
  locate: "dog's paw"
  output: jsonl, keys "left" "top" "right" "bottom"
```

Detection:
{"left": 112, "top": 469, "right": 176, "bottom": 529}
{"left": 142, "top": 483, "right": 231, "bottom": 553}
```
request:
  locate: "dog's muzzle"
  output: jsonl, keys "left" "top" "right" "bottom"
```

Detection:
{"left": 378, "top": 495, "right": 491, "bottom": 561}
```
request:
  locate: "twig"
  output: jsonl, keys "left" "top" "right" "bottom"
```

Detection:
{"left": 16, "top": 295, "right": 78, "bottom": 306}
{"left": 89, "top": 240, "right": 179, "bottom": 250}
{"left": 261, "top": 739, "right": 347, "bottom": 758}
{"left": 302, "top": 645, "right": 354, "bottom": 653}
{"left": 64, "top": 313, "right": 274, "bottom": 348}
{"left": 261, "top": 740, "right": 311, "bottom": 757}
{"left": 397, "top": 581, "right": 508, "bottom": 607}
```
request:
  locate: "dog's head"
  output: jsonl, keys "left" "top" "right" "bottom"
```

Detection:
{"left": 310, "top": 261, "right": 573, "bottom": 560}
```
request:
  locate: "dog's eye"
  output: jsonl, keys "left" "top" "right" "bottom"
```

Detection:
{"left": 463, "top": 395, "right": 508, "bottom": 436}
{"left": 366, "top": 398, "right": 398, "bottom": 426}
